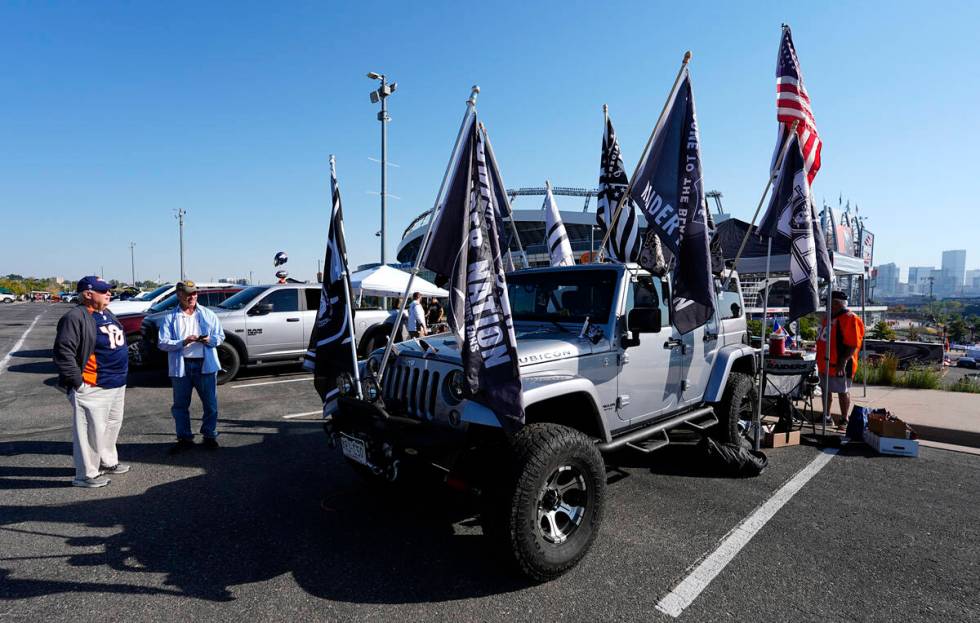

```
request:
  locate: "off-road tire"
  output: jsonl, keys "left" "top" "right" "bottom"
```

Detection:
{"left": 484, "top": 423, "right": 606, "bottom": 582}
{"left": 712, "top": 371, "right": 757, "bottom": 444}
{"left": 216, "top": 343, "right": 240, "bottom": 385}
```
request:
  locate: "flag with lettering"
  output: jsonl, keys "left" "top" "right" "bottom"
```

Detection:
{"left": 304, "top": 158, "right": 357, "bottom": 415}
{"left": 543, "top": 184, "right": 574, "bottom": 267}
{"left": 775, "top": 25, "right": 822, "bottom": 185}
{"left": 629, "top": 71, "right": 714, "bottom": 334}
{"left": 420, "top": 120, "right": 524, "bottom": 430}
{"left": 596, "top": 113, "right": 641, "bottom": 262}
{"left": 758, "top": 134, "right": 833, "bottom": 322}
{"left": 481, "top": 125, "right": 524, "bottom": 271}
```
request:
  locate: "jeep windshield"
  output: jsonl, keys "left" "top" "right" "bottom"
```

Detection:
{"left": 507, "top": 269, "right": 617, "bottom": 324}
{"left": 217, "top": 286, "right": 267, "bottom": 310}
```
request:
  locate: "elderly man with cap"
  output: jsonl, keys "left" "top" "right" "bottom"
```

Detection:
{"left": 157, "top": 280, "right": 226, "bottom": 453}
{"left": 53, "top": 276, "right": 130, "bottom": 488}
{"left": 816, "top": 290, "right": 866, "bottom": 429}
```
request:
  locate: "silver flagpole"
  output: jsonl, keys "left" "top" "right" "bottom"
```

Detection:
{"left": 823, "top": 272, "right": 833, "bottom": 437}
{"left": 480, "top": 122, "right": 528, "bottom": 269}
{"left": 754, "top": 238, "right": 773, "bottom": 451}
{"left": 861, "top": 271, "right": 868, "bottom": 398}
{"left": 595, "top": 51, "right": 692, "bottom": 263}
{"left": 722, "top": 119, "right": 800, "bottom": 289}
{"left": 377, "top": 86, "right": 480, "bottom": 383}
{"left": 331, "top": 155, "right": 363, "bottom": 399}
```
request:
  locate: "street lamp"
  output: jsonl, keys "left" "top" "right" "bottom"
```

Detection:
{"left": 367, "top": 71, "right": 397, "bottom": 265}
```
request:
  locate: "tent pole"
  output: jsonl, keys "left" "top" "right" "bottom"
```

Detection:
{"left": 754, "top": 237, "right": 773, "bottom": 452}
{"left": 823, "top": 276, "right": 833, "bottom": 436}
{"left": 861, "top": 272, "right": 868, "bottom": 398}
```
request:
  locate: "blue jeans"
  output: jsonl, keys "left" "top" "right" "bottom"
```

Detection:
{"left": 170, "top": 358, "right": 218, "bottom": 440}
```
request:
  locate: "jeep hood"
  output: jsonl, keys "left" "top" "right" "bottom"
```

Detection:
{"left": 390, "top": 327, "right": 596, "bottom": 368}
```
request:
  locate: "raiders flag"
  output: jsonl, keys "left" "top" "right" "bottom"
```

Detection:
{"left": 758, "top": 134, "right": 833, "bottom": 322}
{"left": 629, "top": 71, "right": 714, "bottom": 334}
{"left": 481, "top": 125, "right": 524, "bottom": 271}
{"left": 596, "top": 113, "right": 641, "bottom": 262}
{"left": 420, "top": 121, "right": 524, "bottom": 430}
{"left": 543, "top": 183, "right": 574, "bottom": 267}
{"left": 304, "top": 157, "right": 358, "bottom": 415}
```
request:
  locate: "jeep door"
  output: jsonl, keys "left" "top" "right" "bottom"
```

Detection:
{"left": 617, "top": 275, "right": 675, "bottom": 422}
{"left": 245, "top": 288, "right": 305, "bottom": 359}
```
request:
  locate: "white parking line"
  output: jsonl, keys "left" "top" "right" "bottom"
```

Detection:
{"left": 655, "top": 446, "right": 840, "bottom": 618}
{"left": 282, "top": 411, "right": 322, "bottom": 419}
{"left": 231, "top": 376, "right": 312, "bottom": 389}
{"left": 0, "top": 312, "right": 44, "bottom": 378}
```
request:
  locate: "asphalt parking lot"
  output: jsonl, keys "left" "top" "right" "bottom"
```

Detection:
{"left": 1, "top": 303, "right": 979, "bottom": 621}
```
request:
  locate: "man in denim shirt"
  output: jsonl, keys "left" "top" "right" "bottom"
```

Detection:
{"left": 157, "top": 280, "right": 226, "bottom": 453}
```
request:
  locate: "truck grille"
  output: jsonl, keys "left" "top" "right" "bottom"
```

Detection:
{"left": 382, "top": 361, "right": 440, "bottom": 420}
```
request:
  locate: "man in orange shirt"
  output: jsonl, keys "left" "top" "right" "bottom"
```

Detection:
{"left": 816, "top": 290, "right": 865, "bottom": 428}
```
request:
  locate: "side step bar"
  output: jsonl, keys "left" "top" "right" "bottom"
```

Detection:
{"left": 597, "top": 406, "right": 717, "bottom": 454}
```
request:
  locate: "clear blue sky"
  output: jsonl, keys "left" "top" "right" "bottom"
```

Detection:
{"left": 2, "top": 1, "right": 977, "bottom": 284}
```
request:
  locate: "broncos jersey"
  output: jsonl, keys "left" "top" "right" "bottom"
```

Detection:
{"left": 82, "top": 309, "right": 128, "bottom": 388}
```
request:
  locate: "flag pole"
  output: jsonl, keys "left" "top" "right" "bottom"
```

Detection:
{"left": 822, "top": 273, "right": 833, "bottom": 436}
{"left": 331, "top": 155, "right": 363, "bottom": 399}
{"left": 376, "top": 85, "right": 480, "bottom": 384}
{"left": 480, "top": 122, "right": 528, "bottom": 269}
{"left": 754, "top": 237, "right": 773, "bottom": 451}
{"left": 595, "top": 51, "right": 692, "bottom": 263}
{"left": 721, "top": 119, "right": 800, "bottom": 290}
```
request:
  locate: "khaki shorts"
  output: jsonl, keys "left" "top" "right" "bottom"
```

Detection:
{"left": 820, "top": 376, "right": 852, "bottom": 394}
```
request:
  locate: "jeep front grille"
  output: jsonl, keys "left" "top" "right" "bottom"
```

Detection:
{"left": 383, "top": 361, "right": 440, "bottom": 419}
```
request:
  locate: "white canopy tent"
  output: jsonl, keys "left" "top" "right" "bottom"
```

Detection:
{"left": 349, "top": 265, "right": 448, "bottom": 298}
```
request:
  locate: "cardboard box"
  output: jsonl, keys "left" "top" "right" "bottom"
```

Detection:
{"left": 864, "top": 429, "right": 919, "bottom": 457}
{"left": 868, "top": 414, "right": 909, "bottom": 439}
{"left": 764, "top": 430, "right": 800, "bottom": 448}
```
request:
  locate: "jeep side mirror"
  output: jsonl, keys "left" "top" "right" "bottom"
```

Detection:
{"left": 248, "top": 303, "right": 273, "bottom": 316}
{"left": 627, "top": 307, "right": 662, "bottom": 334}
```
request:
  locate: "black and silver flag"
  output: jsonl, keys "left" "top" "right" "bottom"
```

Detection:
{"left": 421, "top": 120, "right": 524, "bottom": 431}
{"left": 596, "top": 112, "right": 641, "bottom": 262}
{"left": 543, "top": 183, "right": 574, "bottom": 267}
{"left": 482, "top": 124, "right": 524, "bottom": 271}
{"left": 758, "top": 134, "right": 833, "bottom": 322}
{"left": 304, "top": 157, "right": 358, "bottom": 415}
{"left": 629, "top": 72, "right": 714, "bottom": 334}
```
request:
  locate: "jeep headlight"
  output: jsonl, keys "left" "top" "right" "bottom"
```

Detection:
{"left": 336, "top": 372, "right": 355, "bottom": 396}
{"left": 361, "top": 377, "right": 381, "bottom": 402}
{"left": 445, "top": 369, "right": 466, "bottom": 404}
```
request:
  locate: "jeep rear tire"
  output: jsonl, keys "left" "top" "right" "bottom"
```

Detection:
{"left": 712, "top": 371, "right": 757, "bottom": 444}
{"left": 216, "top": 343, "right": 240, "bottom": 385}
{"left": 486, "top": 423, "right": 606, "bottom": 582}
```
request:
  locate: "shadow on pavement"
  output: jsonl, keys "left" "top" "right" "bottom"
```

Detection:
{"left": 8, "top": 349, "right": 53, "bottom": 359}
{"left": 0, "top": 419, "right": 529, "bottom": 604}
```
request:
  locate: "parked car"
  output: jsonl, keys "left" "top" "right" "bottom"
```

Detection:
{"left": 0, "top": 292, "right": 15, "bottom": 304}
{"left": 332, "top": 263, "right": 757, "bottom": 581}
{"left": 957, "top": 356, "right": 977, "bottom": 369}
{"left": 124, "top": 286, "right": 244, "bottom": 367}
{"left": 141, "top": 283, "right": 397, "bottom": 384}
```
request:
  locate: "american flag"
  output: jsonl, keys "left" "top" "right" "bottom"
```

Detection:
{"left": 776, "top": 25, "right": 822, "bottom": 185}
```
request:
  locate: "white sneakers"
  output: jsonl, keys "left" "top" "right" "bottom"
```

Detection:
{"left": 72, "top": 476, "right": 110, "bottom": 488}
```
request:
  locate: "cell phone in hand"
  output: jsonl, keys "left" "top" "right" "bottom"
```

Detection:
{"left": 196, "top": 335, "right": 208, "bottom": 342}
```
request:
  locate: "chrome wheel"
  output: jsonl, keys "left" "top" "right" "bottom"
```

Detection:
{"left": 537, "top": 465, "right": 587, "bottom": 545}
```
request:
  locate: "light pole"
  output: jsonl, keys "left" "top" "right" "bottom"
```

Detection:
{"left": 129, "top": 242, "right": 136, "bottom": 286}
{"left": 174, "top": 208, "right": 186, "bottom": 281}
{"left": 367, "top": 71, "right": 397, "bottom": 265}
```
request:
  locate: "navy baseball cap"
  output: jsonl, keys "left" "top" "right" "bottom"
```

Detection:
{"left": 76, "top": 276, "right": 111, "bottom": 293}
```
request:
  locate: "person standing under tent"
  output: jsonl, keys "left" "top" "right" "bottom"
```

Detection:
{"left": 406, "top": 291, "right": 428, "bottom": 338}
{"left": 816, "top": 290, "right": 866, "bottom": 428}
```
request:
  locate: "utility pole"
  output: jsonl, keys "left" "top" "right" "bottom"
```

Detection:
{"left": 129, "top": 242, "right": 136, "bottom": 286}
{"left": 367, "top": 71, "right": 397, "bottom": 266}
{"left": 174, "top": 208, "right": 186, "bottom": 281}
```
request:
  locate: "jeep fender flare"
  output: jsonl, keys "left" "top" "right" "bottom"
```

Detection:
{"left": 462, "top": 375, "right": 608, "bottom": 442}
{"left": 703, "top": 344, "right": 758, "bottom": 403}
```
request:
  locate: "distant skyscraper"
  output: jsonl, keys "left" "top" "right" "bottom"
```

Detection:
{"left": 965, "top": 269, "right": 980, "bottom": 290}
{"left": 941, "top": 249, "right": 966, "bottom": 295}
{"left": 875, "top": 262, "right": 900, "bottom": 296}
{"left": 908, "top": 266, "right": 934, "bottom": 295}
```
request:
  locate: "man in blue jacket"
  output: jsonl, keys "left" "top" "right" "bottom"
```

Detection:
{"left": 157, "top": 280, "right": 226, "bottom": 453}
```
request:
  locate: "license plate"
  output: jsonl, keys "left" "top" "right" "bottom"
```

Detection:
{"left": 340, "top": 434, "right": 369, "bottom": 466}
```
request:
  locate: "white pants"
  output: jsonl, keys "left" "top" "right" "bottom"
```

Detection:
{"left": 68, "top": 384, "right": 126, "bottom": 480}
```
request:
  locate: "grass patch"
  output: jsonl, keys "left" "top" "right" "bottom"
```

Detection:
{"left": 895, "top": 365, "right": 943, "bottom": 390}
{"left": 947, "top": 377, "right": 980, "bottom": 393}
{"left": 854, "top": 353, "right": 898, "bottom": 386}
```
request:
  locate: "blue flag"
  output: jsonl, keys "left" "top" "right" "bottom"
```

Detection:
{"left": 629, "top": 72, "right": 714, "bottom": 334}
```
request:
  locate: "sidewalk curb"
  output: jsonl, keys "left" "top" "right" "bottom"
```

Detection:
{"left": 912, "top": 425, "right": 980, "bottom": 450}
